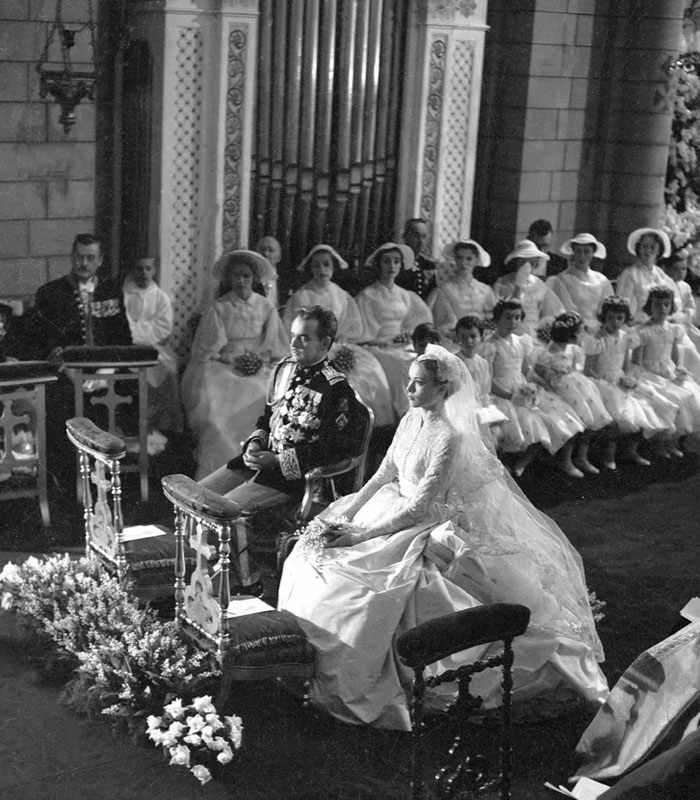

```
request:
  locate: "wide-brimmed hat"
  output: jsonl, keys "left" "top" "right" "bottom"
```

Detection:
{"left": 212, "top": 249, "right": 276, "bottom": 285}
{"left": 442, "top": 239, "right": 491, "bottom": 267}
{"left": 504, "top": 239, "right": 550, "bottom": 265}
{"left": 560, "top": 233, "right": 607, "bottom": 260}
{"left": 627, "top": 228, "right": 672, "bottom": 259}
{"left": 297, "top": 244, "right": 349, "bottom": 274}
{"left": 364, "top": 242, "right": 415, "bottom": 271}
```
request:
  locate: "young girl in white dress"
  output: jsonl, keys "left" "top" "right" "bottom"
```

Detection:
{"left": 534, "top": 312, "right": 613, "bottom": 476}
{"left": 278, "top": 345, "right": 608, "bottom": 731}
{"left": 427, "top": 240, "right": 496, "bottom": 344}
{"left": 583, "top": 296, "right": 669, "bottom": 469}
{"left": 181, "top": 251, "right": 289, "bottom": 478}
{"left": 355, "top": 243, "right": 433, "bottom": 418}
{"left": 631, "top": 286, "right": 700, "bottom": 457}
{"left": 454, "top": 315, "right": 507, "bottom": 440}
{"left": 482, "top": 300, "right": 584, "bottom": 476}
{"left": 282, "top": 245, "right": 394, "bottom": 427}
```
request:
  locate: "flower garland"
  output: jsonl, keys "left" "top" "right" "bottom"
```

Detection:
{"left": 233, "top": 351, "right": 264, "bottom": 376}
{"left": 331, "top": 344, "right": 356, "bottom": 374}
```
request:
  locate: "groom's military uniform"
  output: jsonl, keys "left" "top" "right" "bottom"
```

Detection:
{"left": 227, "top": 355, "right": 362, "bottom": 497}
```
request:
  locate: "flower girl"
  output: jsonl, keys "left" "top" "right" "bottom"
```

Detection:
{"left": 631, "top": 286, "right": 700, "bottom": 457}
{"left": 480, "top": 300, "right": 552, "bottom": 476}
{"left": 534, "top": 312, "right": 612, "bottom": 475}
{"left": 583, "top": 296, "right": 668, "bottom": 469}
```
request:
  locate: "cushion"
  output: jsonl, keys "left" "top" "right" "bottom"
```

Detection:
{"left": 220, "top": 609, "right": 315, "bottom": 681}
{"left": 0, "top": 361, "right": 58, "bottom": 386}
{"left": 124, "top": 528, "right": 197, "bottom": 592}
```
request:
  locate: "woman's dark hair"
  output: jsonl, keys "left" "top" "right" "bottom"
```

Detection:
{"left": 453, "top": 242, "right": 479, "bottom": 259}
{"left": 597, "top": 295, "right": 633, "bottom": 325}
{"left": 455, "top": 315, "right": 483, "bottom": 334}
{"left": 369, "top": 245, "right": 404, "bottom": 279}
{"left": 492, "top": 299, "right": 523, "bottom": 321}
{"left": 550, "top": 311, "right": 583, "bottom": 344}
{"left": 642, "top": 286, "right": 676, "bottom": 316}
{"left": 634, "top": 232, "right": 665, "bottom": 257}
{"left": 294, "top": 305, "right": 338, "bottom": 344}
{"left": 411, "top": 322, "right": 441, "bottom": 348}
{"left": 304, "top": 247, "right": 340, "bottom": 276}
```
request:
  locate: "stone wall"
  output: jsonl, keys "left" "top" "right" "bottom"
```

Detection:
{"left": 0, "top": 0, "right": 96, "bottom": 302}
{"left": 473, "top": 0, "right": 683, "bottom": 273}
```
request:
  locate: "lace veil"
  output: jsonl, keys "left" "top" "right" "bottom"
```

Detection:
{"left": 417, "top": 344, "right": 604, "bottom": 659}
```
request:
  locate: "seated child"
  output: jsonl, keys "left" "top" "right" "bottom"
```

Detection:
{"left": 583, "top": 296, "right": 668, "bottom": 469}
{"left": 454, "top": 315, "right": 507, "bottom": 437}
{"left": 411, "top": 322, "right": 441, "bottom": 356}
{"left": 534, "top": 312, "right": 613, "bottom": 476}
{"left": 123, "top": 256, "right": 183, "bottom": 434}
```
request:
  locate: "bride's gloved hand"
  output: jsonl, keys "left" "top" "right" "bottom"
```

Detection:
{"left": 323, "top": 522, "right": 365, "bottom": 548}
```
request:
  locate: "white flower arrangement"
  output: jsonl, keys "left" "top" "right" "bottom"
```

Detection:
{"left": 146, "top": 695, "right": 243, "bottom": 785}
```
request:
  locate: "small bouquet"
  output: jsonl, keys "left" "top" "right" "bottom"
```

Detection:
{"left": 147, "top": 695, "right": 243, "bottom": 786}
{"left": 233, "top": 351, "right": 264, "bottom": 376}
{"left": 294, "top": 516, "right": 364, "bottom": 564}
{"left": 512, "top": 383, "right": 539, "bottom": 408}
{"left": 392, "top": 331, "right": 412, "bottom": 345}
{"left": 618, "top": 374, "right": 637, "bottom": 390}
{"left": 536, "top": 321, "right": 553, "bottom": 344}
{"left": 332, "top": 344, "right": 356, "bottom": 373}
{"left": 588, "top": 591, "right": 606, "bottom": 624}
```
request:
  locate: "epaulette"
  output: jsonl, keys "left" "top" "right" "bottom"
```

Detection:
{"left": 321, "top": 363, "right": 345, "bottom": 385}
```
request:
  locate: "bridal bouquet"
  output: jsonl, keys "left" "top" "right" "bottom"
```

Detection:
{"left": 295, "top": 516, "right": 364, "bottom": 564}
{"left": 147, "top": 695, "right": 243, "bottom": 786}
{"left": 332, "top": 344, "right": 356, "bottom": 373}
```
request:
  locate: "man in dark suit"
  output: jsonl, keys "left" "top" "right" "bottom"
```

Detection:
{"left": 30, "top": 233, "right": 132, "bottom": 359}
{"left": 396, "top": 218, "right": 438, "bottom": 300}
{"left": 526, "top": 219, "right": 568, "bottom": 278}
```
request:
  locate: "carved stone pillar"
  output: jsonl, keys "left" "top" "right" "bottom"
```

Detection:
{"left": 396, "top": 0, "right": 489, "bottom": 257}
{"left": 128, "top": 0, "right": 259, "bottom": 353}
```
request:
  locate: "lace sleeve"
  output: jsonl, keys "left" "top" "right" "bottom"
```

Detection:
{"left": 361, "top": 428, "right": 455, "bottom": 539}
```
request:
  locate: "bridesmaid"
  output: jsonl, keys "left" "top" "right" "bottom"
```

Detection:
{"left": 356, "top": 243, "right": 433, "bottom": 418}
{"left": 283, "top": 244, "right": 394, "bottom": 427}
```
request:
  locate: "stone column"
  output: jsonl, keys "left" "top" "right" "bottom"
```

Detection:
{"left": 129, "top": 0, "right": 259, "bottom": 354}
{"left": 395, "top": 0, "right": 489, "bottom": 258}
{"left": 584, "top": 1, "right": 683, "bottom": 275}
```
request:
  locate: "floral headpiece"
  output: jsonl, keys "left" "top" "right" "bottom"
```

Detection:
{"left": 417, "top": 343, "right": 464, "bottom": 384}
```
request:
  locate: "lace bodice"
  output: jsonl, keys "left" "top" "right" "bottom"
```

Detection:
{"left": 356, "top": 282, "right": 432, "bottom": 341}
{"left": 189, "top": 291, "right": 289, "bottom": 365}
{"left": 340, "top": 409, "right": 456, "bottom": 536}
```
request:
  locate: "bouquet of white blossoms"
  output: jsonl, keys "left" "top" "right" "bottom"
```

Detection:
{"left": 147, "top": 695, "right": 243, "bottom": 786}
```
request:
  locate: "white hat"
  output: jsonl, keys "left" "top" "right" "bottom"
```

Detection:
{"left": 560, "top": 233, "right": 607, "bottom": 260}
{"left": 212, "top": 249, "right": 276, "bottom": 285}
{"left": 504, "top": 239, "right": 550, "bottom": 265}
{"left": 364, "top": 242, "right": 415, "bottom": 271}
{"left": 626, "top": 228, "right": 672, "bottom": 259}
{"left": 297, "top": 244, "right": 348, "bottom": 273}
{"left": 442, "top": 239, "right": 491, "bottom": 268}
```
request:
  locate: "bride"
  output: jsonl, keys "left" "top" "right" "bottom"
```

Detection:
{"left": 278, "top": 344, "right": 609, "bottom": 730}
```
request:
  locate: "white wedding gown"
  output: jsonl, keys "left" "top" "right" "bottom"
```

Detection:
{"left": 278, "top": 407, "right": 608, "bottom": 730}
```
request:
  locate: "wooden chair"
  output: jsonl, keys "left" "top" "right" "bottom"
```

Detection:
{"left": 0, "top": 361, "right": 58, "bottom": 527}
{"left": 61, "top": 345, "right": 160, "bottom": 501}
{"left": 67, "top": 417, "right": 194, "bottom": 599}
{"left": 161, "top": 473, "right": 315, "bottom": 702}
{"left": 396, "top": 604, "right": 531, "bottom": 800}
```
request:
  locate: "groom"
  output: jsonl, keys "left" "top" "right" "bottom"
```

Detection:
{"left": 198, "top": 305, "right": 364, "bottom": 559}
